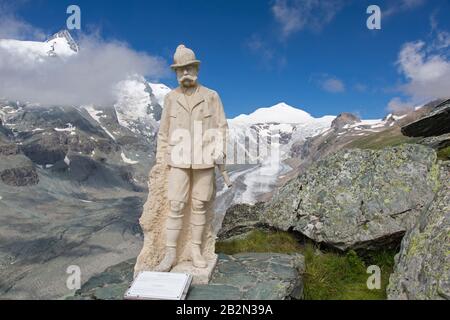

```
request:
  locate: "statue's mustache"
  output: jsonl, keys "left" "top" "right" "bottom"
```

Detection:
{"left": 179, "top": 75, "right": 197, "bottom": 83}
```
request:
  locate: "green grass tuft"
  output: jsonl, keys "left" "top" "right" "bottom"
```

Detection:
{"left": 216, "top": 230, "right": 396, "bottom": 300}
{"left": 216, "top": 230, "right": 302, "bottom": 254}
{"left": 437, "top": 146, "right": 450, "bottom": 161}
{"left": 302, "top": 244, "right": 395, "bottom": 300}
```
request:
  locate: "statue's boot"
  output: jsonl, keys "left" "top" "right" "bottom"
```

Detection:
{"left": 153, "top": 208, "right": 184, "bottom": 272}
{"left": 153, "top": 247, "right": 177, "bottom": 272}
{"left": 191, "top": 209, "right": 207, "bottom": 268}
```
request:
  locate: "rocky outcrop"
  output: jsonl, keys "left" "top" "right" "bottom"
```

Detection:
{"left": 402, "top": 99, "right": 450, "bottom": 137}
{"left": 419, "top": 133, "right": 450, "bottom": 150}
{"left": 0, "top": 143, "right": 19, "bottom": 156}
{"left": 20, "top": 130, "right": 119, "bottom": 166}
{"left": 72, "top": 253, "right": 305, "bottom": 300}
{"left": 218, "top": 203, "right": 266, "bottom": 241}
{"left": 0, "top": 100, "right": 155, "bottom": 299}
{"left": 0, "top": 154, "right": 39, "bottom": 186}
{"left": 190, "top": 253, "right": 305, "bottom": 300}
{"left": 387, "top": 162, "right": 450, "bottom": 300}
{"left": 0, "top": 118, "right": 12, "bottom": 139}
{"left": 263, "top": 144, "right": 440, "bottom": 250}
{"left": 331, "top": 113, "right": 361, "bottom": 131}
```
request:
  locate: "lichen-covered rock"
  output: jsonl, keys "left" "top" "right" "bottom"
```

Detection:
{"left": 71, "top": 252, "right": 305, "bottom": 300}
{"left": 70, "top": 259, "right": 135, "bottom": 300}
{"left": 189, "top": 253, "right": 305, "bottom": 300}
{"left": 387, "top": 162, "right": 450, "bottom": 300}
{"left": 264, "top": 144, "right": 440, "bottom": 250}
{"left": 419, "top": 133, "right": 450, "bottom": 150}
{"left": 218, "top": 203, "right": 266, "bottom": 241}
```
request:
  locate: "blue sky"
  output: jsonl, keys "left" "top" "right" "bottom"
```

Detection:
{"left": 3, "top": 0, "right": 450, "bottom": 119}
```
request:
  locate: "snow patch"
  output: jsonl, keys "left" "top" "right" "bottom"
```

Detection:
{"left": 83, "top": 105, "right": 116, "bottom": 141}
{"left": 121, "top": 152, "right": 139, "bottom": 164}
{"left": 54, "top": 123, "right": 75, "bottom": 132}
{"left": 148, "top": 83, "right": 171, "bottom": 107}
{"left": 393, "top": 114, "right": 407, "bottom": 121}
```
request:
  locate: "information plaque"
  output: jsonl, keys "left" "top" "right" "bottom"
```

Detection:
{"left": 124, "top": 272, "right": 192, "bottom": 300}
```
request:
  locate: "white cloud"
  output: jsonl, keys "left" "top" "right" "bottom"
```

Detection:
{"left": 0, "top": 1, "right": 46, "bottom": 40}
{"left": 246, "top": 35, "right": 275, "bottom": 62}
{"left": 0, "top": 14, "right": 46, "bottom": 40}
{"left": 354, "top": 83, "right": 368, "bottom": 93}
{"left": 397, "top": 39, "right": 450, "bottom": 101}
{"left": 384, "top": 0, "right": 426, "bottom": 17}
{"left": 322, "top": 78, "right": 345, "bottom": 93}
{"left": 271, "top": 0, "right": 346, "bottom": 38}
{"left": 245, "top": 34, "right": 286, "bottom": 69}
{"left": 387, "top": 97, "right": 414, "bottom": 114}
{"left": 0, "top": 13, "right": 168, "bottom": 106}
{"left": 427, "top": 10, "right": 449, "bottom": 50}
{"left": 386, "top": 14, "right": 449, "bottom": 112}
{"left": 432, "top": 28, "right": 450, "bottom": 51}
{"left": 311, "top": 74, "right": 345, "bottom": 93}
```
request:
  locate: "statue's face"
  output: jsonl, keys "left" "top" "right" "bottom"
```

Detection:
{"left": 176, "top": 65, "right": 199, "bottom": 88}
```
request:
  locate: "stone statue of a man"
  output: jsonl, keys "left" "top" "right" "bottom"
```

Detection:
{"left": 149, "top": 44, "right": 228, "bottom": 272}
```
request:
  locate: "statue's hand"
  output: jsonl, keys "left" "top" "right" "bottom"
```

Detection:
{"left": 213, "top": 151, "right": 226, "bottom": 165}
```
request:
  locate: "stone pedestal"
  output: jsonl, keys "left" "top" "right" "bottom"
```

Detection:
{"left": 171, "top": 255, "right": 218, "bottom": 285}
{"left": 70, "top": 252, "right": 306, "bottom": 300}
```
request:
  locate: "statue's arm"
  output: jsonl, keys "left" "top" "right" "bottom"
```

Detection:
{"left": 215, "top": 92, "right": 228, "bottom": 162}
{"left": 156, "top": 95, "right": 170, "bottom": 164}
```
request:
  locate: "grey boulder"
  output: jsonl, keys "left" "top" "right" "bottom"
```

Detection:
{"left": 263, "top": 144, "right": 440, "bottom": 250}
{"left": 387, "top": 162, "right": 450, "bottom": 300}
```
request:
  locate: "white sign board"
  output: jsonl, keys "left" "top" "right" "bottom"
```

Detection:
{"left": 124, "top": 272, "right": 192, "bottom": 300}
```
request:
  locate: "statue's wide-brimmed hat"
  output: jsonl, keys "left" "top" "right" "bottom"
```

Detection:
{"left": 170, "top": 44, "right": 201, "bottom": 69}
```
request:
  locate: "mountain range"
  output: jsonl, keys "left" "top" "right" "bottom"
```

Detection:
{"left": 0, "top": 31, "right": 447, "bottom": 299}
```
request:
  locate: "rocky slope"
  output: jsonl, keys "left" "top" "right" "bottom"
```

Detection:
{"left": 1, "top": 29, "right": 448, "bottom": 300}
{"left": 287, "top": 100, "right": 443, "bottom": 177}
{"left": 387, "top": 161, "right": 449, "bottom": 300}
{"left": 0, "top": 43, "right": 167, "bottom": 298}
{"left": 219, "top": 100, "right": 450, "bottom": 300}
{"left": 386, "top": 101, "right": 450, "bottom": 300}
{"left": 0, "top": 87, "right": 166, "bottom": 299}
{"left": 402, "top": 99, "right": 450, "bottom": 137}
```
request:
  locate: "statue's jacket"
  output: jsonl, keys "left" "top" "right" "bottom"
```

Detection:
{"left": 156, "top": 85, "right": 228, "bottom": 169}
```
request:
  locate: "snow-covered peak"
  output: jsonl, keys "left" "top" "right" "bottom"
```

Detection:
{"left": 0, "top": 30, "right": 78, "bottom": 61}
{"left": 232, "top": 102, "right": 334, "bottom": 124}
{"left": 113, "top": 76, "right": 167, "bottom": 137}
{"left": 148, "top": 83, "right": 171, "bottom": 107}
{"left": 114, "top": 77, "right": 156, "bottom": 122}
{"left": 46, "top": 30, "right": 79, "bottom": 55}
